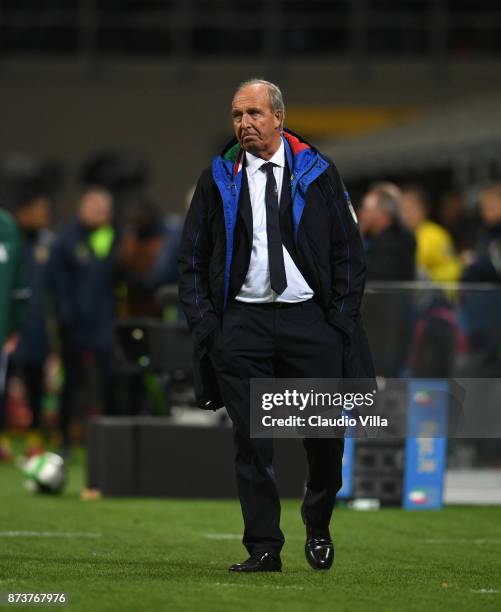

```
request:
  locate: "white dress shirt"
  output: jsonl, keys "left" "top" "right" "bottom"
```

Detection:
{"left": 236, "top": 140, "right": 314, "bottom": 303}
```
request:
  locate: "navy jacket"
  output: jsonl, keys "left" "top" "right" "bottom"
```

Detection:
{"left": 365, "top": 221, "right": 416, "bottom": 281}
{"left": 50, "top": 221, "right": 119, "bottom": 352}
{"left": 178, "top": 129, "right": 374, "bottom": 409}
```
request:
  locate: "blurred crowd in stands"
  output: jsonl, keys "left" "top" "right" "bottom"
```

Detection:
{"left": 1, "top": 149, "right": 501, "bottom": 461}
{"left": 359, "top": 180, "right": 501, "bottom": 385}
{"left": 359, "top": 181, "right": 501, "bottom": 284}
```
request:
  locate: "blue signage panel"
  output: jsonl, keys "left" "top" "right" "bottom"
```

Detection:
{"left": 403, "top": 379, "right": 448, "bottom": 510}
{"left": 338, "top": 436, "right": 355, "bottom": 499}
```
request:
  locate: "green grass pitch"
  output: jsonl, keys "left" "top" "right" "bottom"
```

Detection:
{"left": 1, "top": 450, "right": 500, "bottom": 612}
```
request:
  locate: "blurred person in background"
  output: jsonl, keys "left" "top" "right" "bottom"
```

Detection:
{"left": 400, "top": 185, "right": 462, "bottom": 282}
{"left": 9, "top": 190, "right": 54, "bottom": 455}
{"left": 438, "top": 189, "right": 478, "bottom": 256}
{"left": 461, "top": 182, "right": 501, "bottom": 284}
{"left": 459, "top": 183, "right": 501, "bottom": 376}
{"left": 469, "top": 182, "right": 501, "bottom": 271}
{"left": 399, "top": 186, "right": 466, "bottom": 377}
{"left": 359, "top": 182, "right": 416, "bottom": 281}
{"left": 0, "top": 207, "right": 30, "bottom": 461}
{"left": 117, "top": 196, "right": 180, "bottom": 318}
{"left": 116, "top": 196, "right": 181, "bottom": 417}
{"left": 50, "top": 187, "right": 119, "bottom": 451}
{"left": 359, "top": 182, "right": 416, "bottom": 376}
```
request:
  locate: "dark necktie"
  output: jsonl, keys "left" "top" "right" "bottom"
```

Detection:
{"left": 261, "top": 162, "right": 287, "bottom": 295}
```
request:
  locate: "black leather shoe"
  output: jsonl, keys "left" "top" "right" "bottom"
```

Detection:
{"left": 305, "top": 530, "right": 334, "bottom": 570}
{"left": 229, "top": 552, "right": 282, "bottom": 572}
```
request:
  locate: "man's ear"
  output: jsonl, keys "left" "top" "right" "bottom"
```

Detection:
{"left": 274, "top": 110, "right": 282, "bottom": 129}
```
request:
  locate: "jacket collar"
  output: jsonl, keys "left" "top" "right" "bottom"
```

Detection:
{"left": 218, "top": 128, "right": 316, "bottom": 179}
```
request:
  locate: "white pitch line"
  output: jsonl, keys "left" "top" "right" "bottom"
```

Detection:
{"left": 204, "top": 533, "right": 241, "bottom": 540}
{"left": 423, "top": 539, "right": 501, "bottom": 544}
{"left": 212, "top": 583, "right": 304, "bottom": 591}
{"left": 470, "top": 589, "right": 500, "bottom": 594}
{"left": 203, "top": 533, "right": 304, "bottom": 542}
{"left": 0, "top": 531, "right": 101, "bottom": 538}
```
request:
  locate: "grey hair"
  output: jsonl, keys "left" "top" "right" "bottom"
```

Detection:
{"left": 369, "top": 182, "right": 402, "bottom": 218}
{"left": 234, "top": 78, "right": 285, "bottom": 129}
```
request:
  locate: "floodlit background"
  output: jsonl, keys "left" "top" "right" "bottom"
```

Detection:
{"left": 1, "top": 1, "right": 501, "bottom": 214}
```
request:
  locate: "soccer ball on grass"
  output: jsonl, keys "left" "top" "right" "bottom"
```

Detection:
{"left": 22, "top": 452, "right": 66, "bottom": 494}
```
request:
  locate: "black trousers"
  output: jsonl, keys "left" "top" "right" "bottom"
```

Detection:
{"left": 209, "top": 299, "right": 345, "bottom": 557}
{"left": 59, "top": 346, "right": 115, "bottom": 447}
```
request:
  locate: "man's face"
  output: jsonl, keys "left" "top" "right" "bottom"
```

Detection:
{"left": 16, "top": 197, "right": 50, "bottom": 230}
{"left": 400, "top": 193, "right": 425, "bottom": 231}
{"left": 231, "top": 84, "right": 282, "bottom": 157}
{"left": 479, "top": 194, "right": 501, "bottom": 227}
{"left": 78, "top": 190, "right": 113, "bottom": 228}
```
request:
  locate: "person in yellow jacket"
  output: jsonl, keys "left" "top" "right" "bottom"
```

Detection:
{"left": 400, "top": 186, "right": 462, "bottom": 282}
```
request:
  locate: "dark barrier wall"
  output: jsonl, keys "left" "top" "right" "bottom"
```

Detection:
{"left": 87, "top": 417, "right": 307, "bottom": 498}
{"left": 2, "top": 60, "right": 501, "bottom": 216}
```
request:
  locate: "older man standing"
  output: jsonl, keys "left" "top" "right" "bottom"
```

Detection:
{"left": 179, "top": 80, "right": 373, "bottom": 572}
{"left": 359, "top": 182, "right": 416, "bottom": 282}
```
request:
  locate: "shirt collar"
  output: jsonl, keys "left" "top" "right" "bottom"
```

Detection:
{"left": 245, "top": 139, "right": 285, "bottom": 176}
